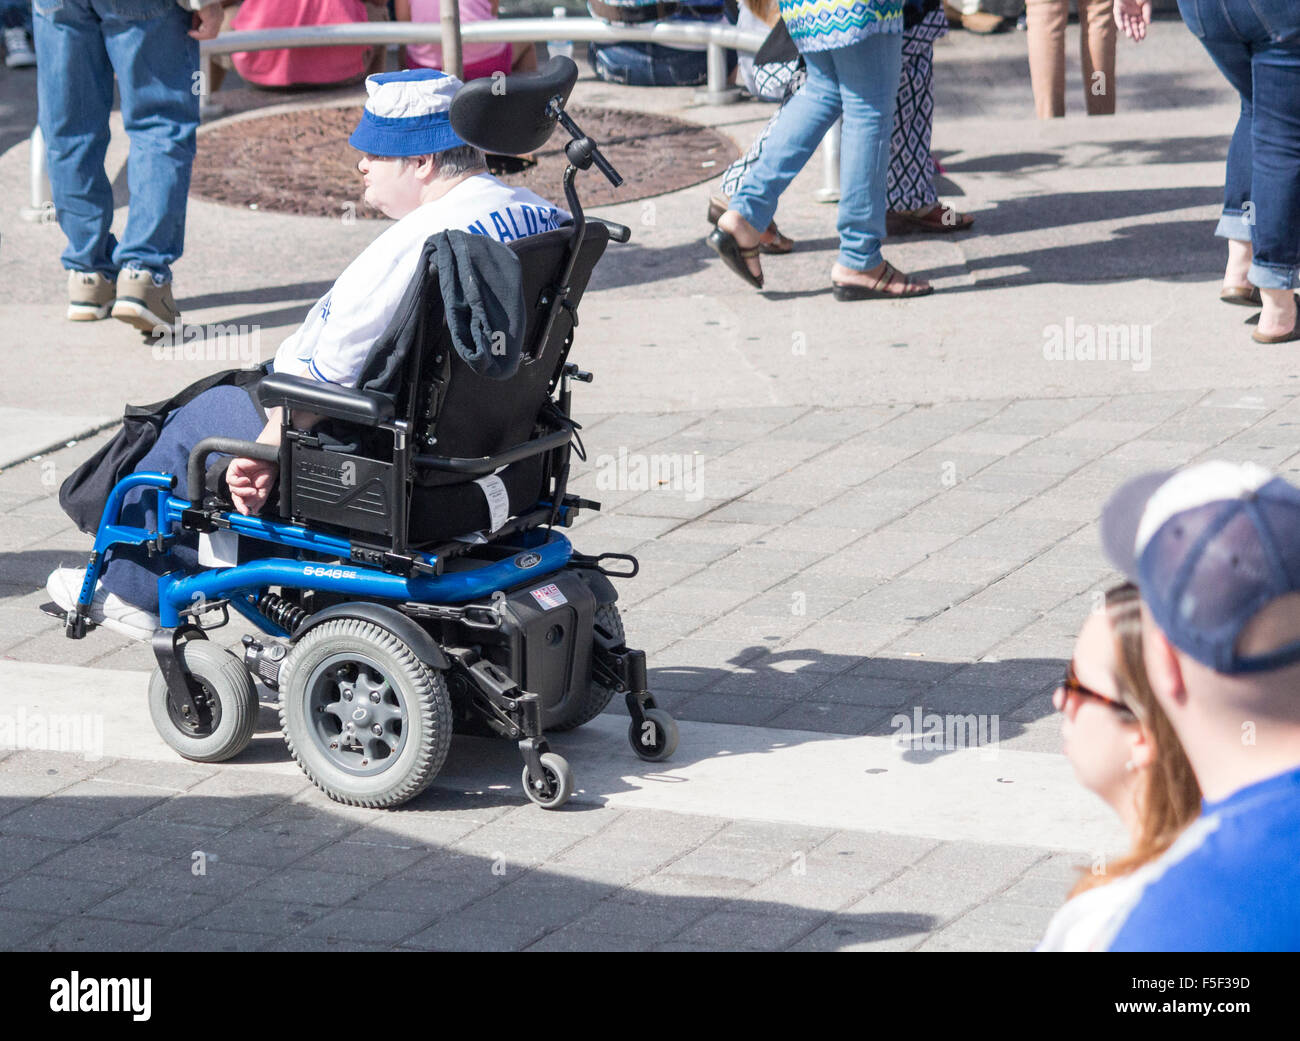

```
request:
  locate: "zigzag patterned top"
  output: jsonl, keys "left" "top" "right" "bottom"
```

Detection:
{"left": 780, "top": 0, "right": 903, "bottom": 53}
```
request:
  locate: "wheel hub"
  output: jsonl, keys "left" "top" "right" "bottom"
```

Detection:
{"left": 306, "top": 655, "right": 407, "bottom": 776}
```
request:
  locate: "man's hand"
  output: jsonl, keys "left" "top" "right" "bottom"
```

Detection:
{"left": 226, "top": 456, "right": 278, "bottom": 516}
{"left": 189, "top": 3, "right": 223, "bottom": 41}
{"left": 1114, "top": 0, "right": 1151, "bottom": 42}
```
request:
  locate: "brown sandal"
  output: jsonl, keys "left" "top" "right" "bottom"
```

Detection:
{"left": 832, "top": 260, "right": 933, "bottom": 301}
{"left": 708, "top": 195, "right": 794, "bottom": 255}
{"left": 886, "top": 204, "right": 974, "bottom": 236}
{"left": 1220, "top": 284, "right": 1262, "bottom": 307}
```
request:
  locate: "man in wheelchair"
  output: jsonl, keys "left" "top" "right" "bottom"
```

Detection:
{"left": 47, "top": 58, "right": 677, "bottom": 810}
{"left": 48, "top": 68, "right": 565, "bottom": 634}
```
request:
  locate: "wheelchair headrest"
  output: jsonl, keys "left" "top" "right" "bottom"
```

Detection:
{"left": 448, "top": 56, "right": 579, "bottom": 156}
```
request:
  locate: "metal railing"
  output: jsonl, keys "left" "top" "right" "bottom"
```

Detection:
{"left": 23, "top": 18, "right": 842, "bottom": 222}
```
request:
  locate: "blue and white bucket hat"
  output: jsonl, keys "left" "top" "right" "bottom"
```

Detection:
{"left": 349, "top": 69, "right": 468, "bottom": 157}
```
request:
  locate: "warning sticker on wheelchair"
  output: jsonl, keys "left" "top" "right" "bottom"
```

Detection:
{"left": 529, "top": 584, "right": 568, "bottom": 610}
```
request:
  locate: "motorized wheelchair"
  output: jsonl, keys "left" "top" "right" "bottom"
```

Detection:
{"left": 60, "top": 56, "right": 678, "bottom": 810}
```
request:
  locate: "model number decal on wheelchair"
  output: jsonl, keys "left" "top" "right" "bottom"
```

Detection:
{"left": 530, "top": 584, "right": 568, "bottom": 610}
{"left": 302, "top": 565, "right": 359, "bottom": 580}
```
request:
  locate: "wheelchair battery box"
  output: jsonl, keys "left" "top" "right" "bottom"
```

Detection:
{"left": 287, "top": 444, "right": 396, "bottom": 537}
{"left": 470, "top": 570, "right": 597, "bottom": 714}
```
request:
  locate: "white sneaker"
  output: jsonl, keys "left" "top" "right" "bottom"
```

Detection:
{"left": 3, "top": 28, "right": 35, "bottom": 69}
{"left": 45, "top": 567, "right": 159, "bottom": 641}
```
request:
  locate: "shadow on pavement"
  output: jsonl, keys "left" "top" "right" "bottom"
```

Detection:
{"left": 650, "top": 648, "right": 1062, "bottom": 762}
{"left": 0, "top": 784, "right": 943, "bottom": 951}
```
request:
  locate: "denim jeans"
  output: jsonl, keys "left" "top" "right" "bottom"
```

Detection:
{"left": 1, "top": 1, "right": 33, "bottom": 31}
{"left": 730, "top": 30, "right": 903, "bottom": 272}
{"left": 33, "top": 0, "right": 199, "bottom": 282}
{"left": 1179, "top": 0, "right": 1300, "bottom": 290}
{"left": 101, "top": 385, "right": 265, "bottom": 613}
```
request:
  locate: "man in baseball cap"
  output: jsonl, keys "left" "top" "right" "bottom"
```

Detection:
{"left": 47, "top": 68, "right": 568, "bottom": 631}
{"left": 1090, "top": 460, "right": 1300, "bottom": 950}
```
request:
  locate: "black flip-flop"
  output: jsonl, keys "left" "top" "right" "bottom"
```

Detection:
{"left": 707, "top": 227, "right": 764, "bottom": 289}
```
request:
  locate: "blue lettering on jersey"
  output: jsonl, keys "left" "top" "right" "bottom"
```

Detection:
{"left": 504, "top": 208, "right": 523, "bottom": 239}
{"left": 467, "top": 220, "right": 488, "bottom": 236}
{"left": 320, "top": 295, "right": 332, "bottom": 323}
{"left": 520, "top": 205, "right": 538, "bottom": 236}
{"left": 489, "top": 211, "right": 513, "bottom": 242}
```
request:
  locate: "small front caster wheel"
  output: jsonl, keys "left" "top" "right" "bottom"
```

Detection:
{"left": 148, "top": 641, "right": 258, "bottom": 763}
{"left": 522, "top": 752, "right": 574, "bottom": 809}
{"left": 630, "top": 707, "right": 679, "bottom": 762}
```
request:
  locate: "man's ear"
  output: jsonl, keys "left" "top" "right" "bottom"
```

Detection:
{"left": 415, "top": 153, "right": 439, "bottom": 180}
{"left": 1141, "top": 606, "right": 1187, "bottom": 709}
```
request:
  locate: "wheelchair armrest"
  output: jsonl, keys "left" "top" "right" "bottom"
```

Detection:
{"left": 257, "top": 372, "right": 395, "bottom": 428}
{"left": 413, "top": 425, "right": 573, "bottom": 476}
{"left": 186, "top": 437, "right": 279, "bottom": 503}
{"left": 588, "top": 217, "right": 631, "bottom": 243}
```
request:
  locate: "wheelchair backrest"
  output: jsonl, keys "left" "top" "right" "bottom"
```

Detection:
{"left": 410, "top": 222, "right": 610, "bottom": 475}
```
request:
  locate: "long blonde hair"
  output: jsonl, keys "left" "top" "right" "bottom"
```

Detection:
{"left": 741, "top": 0, "right": 782, "bottom": 25}
{"left": 1069, "top": 582, "right": 1201, "bottom": 897}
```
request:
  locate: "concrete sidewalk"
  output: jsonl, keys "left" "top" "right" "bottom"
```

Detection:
{"left": 1, "top": 20, "right": 1297, "bottom": 952}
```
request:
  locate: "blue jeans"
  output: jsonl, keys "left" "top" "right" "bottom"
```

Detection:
{"left": 730, "top": 30, "right": 903, "bottom": 272}
{"left": 33, "top": 0, "right": 199, "bottom": 282}
{"left": 1, "top": 1, "right": 33, "bottom": 31}
{"left": 102, "top": 385, "right": 265, "bottom": 614}
{"left": 1179, "top": 0, "right": 1300, "bottom": 290}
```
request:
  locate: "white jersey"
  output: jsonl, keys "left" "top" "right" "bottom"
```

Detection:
{"left": 272, "top": 174, "right": 565, "bottom": 386}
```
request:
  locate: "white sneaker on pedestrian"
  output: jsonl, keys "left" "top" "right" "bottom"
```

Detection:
{"left": 3, "top": 27, "right": 35, "bottom": 69}
{"left": 45, "top": 566, "right": 159, "bottom": 641}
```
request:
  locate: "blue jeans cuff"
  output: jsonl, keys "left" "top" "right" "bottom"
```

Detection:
{"left": 1215, "top": 212, "right": 1252, "bottom": 241}
{"left": 838, "top": 249, "right": 884, "bottom": 273}
{"left": 1248, "top": 260, "right": 1300, "bottom": 291}
{"left": 729, "top": 197, "right": 774, "bottom": 240}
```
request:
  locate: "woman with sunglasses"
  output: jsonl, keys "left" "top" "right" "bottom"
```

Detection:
{"left": 1037, "top": 582, "right": 1201, "bottom": 951}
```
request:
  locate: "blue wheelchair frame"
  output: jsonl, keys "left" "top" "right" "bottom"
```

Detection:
{"left": 74, "top": 470, "right": 575, "bottom": 639}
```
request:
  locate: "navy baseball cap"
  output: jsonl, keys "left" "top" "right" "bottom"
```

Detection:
{"left": 1100, "top": 461, "right": 1300, "bottom": 675}
{"left": 349, "top": 70, "right": 468, "bottom": 158}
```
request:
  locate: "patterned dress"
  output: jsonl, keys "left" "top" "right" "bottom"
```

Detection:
{"left": 778, "top": 0, "right": 903, "bottom": 54}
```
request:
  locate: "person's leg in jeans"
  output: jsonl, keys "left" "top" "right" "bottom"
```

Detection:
{"left": 100, "top": 1, "right": 200, "bottom": 284}
{"left": 719, "top": 66, "right": 805, "bottom": 199}
{"left": 1079, "top": 0, "right": 1116, "bottom": 115}
{"left": 1203, "top": 40, "right": 1256, "bottom": 298}
{"left": 1, "top": 0, "right": 33, "bottom": 31}
{"left": 1025, "top": 0, "right": 1067, "bottom": 118}
{"left": 725, "top": 48, "right": 845, "bottom": 252}
{"left": 101, "top": 386, "right": 265, "bottom": 614}
{"left": 830, "top": 31, "right": 903, "bottom": 273}
{"left": 1245, "top": 36, "right": 1300, "bottom": 333}
{"left": 32, "top": 0, "right": 118, "bottom": 277}
{"left": 1183, "top": 0, "right": 1298, "bottom": 336}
